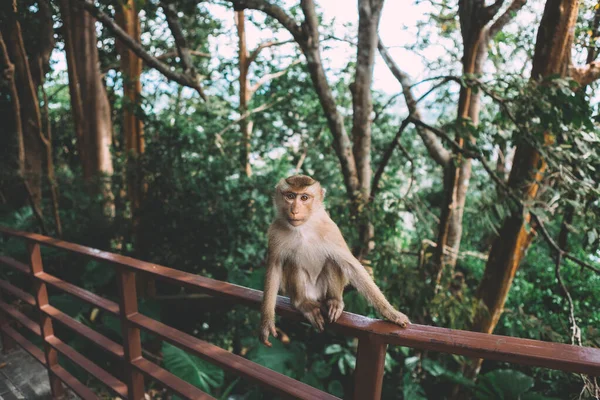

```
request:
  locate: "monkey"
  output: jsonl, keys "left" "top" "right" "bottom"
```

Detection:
{"left": 259, "top": 174, "right": 410, "bottom": 346}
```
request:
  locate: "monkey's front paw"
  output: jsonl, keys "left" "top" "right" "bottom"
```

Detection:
{"left": 385, "top": 311, "right": 410, "bottom": 328}
{"left": 259, "top": 320, "right": 278, "bottom": 347}
{"left": 325, "top": 299, "right": 345, "bottom": 323}
{"left": 304, "top": 307, "right": 325, "bottom": 332}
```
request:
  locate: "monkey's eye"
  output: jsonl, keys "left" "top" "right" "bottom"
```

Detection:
{"left": 286, "top": 193, "right": 295, "bottom": 200}
{"left": 300, "top": 194, "right": 309, "bottom": 201}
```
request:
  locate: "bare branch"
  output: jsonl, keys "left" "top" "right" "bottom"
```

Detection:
{"left": 481, "top": 0, "right": 505, "bottom": 25}
{"left": 161, "top": 1, "right": 195, "bottom": 76}
{"left": 489, "top": 0, "right": 527, "bottom": 38}
{"left": 156, "top": 50, "right": 210, "bottom": 61}
{"left": 371, "top": 118, "right": 411, "bottom": 198}
{"left": 379, "top": 38, "right": 451, "bottom": 167}
{"left": 569, "top": 61, "right": 600, "bottom": 87}
{"left": 214, "top": 95, "right": 288, "bottom": 138}
{"left": 226, "top": 0, "right": 304, "bottom": 43}
{"left": 248, "top": 59, "right": 301, "bottom": 94}
{"left": 247, "top": 39, "right": 295, "bottom": 67}
{"left": 78, "top": 0, "right": 207, "bottom": 100}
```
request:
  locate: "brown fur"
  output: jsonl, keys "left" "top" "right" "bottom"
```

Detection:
{"left": 259, "top": 175, "right": 410, "bottom": 346}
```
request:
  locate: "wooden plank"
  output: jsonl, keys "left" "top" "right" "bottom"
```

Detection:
{"left": 46, "top": 335, "right": 128, "bottom": 399}
{"left": 28, "top": 242, "right": 66, "bottom": 399}
{"left": 0, "top": 300, "right": 41, "bottom": 335}
{"left": 0, "top": 279, "right": 35, "bottom": 306}
{"left": 353, "top": 335, "right": 387, "bottom": 400}
{"left": 50, "top": 365, "right": 99, "bottom": 400}
{"left": 117, "top": 269, "right": 145, "bottom": 400}
{"left": 129, "top": 313, "right": 340, "bottom": 400}
{"left": 132, "top": 358, "right": 215, "bottom": 400}
{"left": 1, "top": 325, "right": 45, "bottom": 364}
{"left": 41, "top": 304, "right": 124, "bottom": 359}
{"left": 0, "top": 256, "right": 30, "bottom": 274}
{"left": 35, "top": 272, "right": 120, "bottom": 315}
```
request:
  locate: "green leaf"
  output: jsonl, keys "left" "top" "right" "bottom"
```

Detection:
{"left": 324, "top": 344, "right": 342, "bottom": 354}
{"left": 311, "top": 360, "right": 331, "bottom": 379}
{"left": 162, "top": 342, "right": 224, "bottom": 395}
{"left": 327, "top": 380, "right": 344, "bottom": 398}
{"left": 475, "top": 369, "right": 534, "bottom": 400}
{"left": 246, "top": 338, "right": 306, "bottom": 378}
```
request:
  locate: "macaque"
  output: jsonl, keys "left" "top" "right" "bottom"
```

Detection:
{"left": 260, "top": 174, "right": 410, "bottom": 346}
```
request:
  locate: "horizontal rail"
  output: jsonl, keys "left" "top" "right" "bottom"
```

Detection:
{"left": 132, "top": 358, "right": 215, "bottom": 400}
{"left": 46, "top": 335, "right": 128, "bottom": 399}
{"left": 36, "top": 272, "right": 120, "bottom": 315}
{"left": 0, "top": 255, "right": 30, "bottom": 274}
{"left": 0, "top": 279, "right": 35, "bottom": 306}
{"left": 0, "top": 325, "right": 98, "bottom": 400}
{"left": 129, "top": 313, "right": 340, "bottom": 400}
{"left": 2, "top": 227, "right": 599, "bottom": 377}
{"left": 40, "top": 304, "right": 124, "bottom": 359}
{"left": 0, "top": 300, "right": 41, "bottom": 335}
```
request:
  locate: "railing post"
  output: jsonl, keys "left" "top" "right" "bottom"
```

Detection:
{"left": 117, "top": 267, "right": 145, "bottom": 400}
{"left": 353, "top": 334, "right": 387, "bottom": 400}
{"left": 28, "top": 242, "right": 66, "bottom": 399}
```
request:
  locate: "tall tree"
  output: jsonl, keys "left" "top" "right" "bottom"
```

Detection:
{"left": 115, "top": 0, "right": 145, "bottom": 221}
{"left": 469, "top": 0, "right": 600, "bottom": 376}
{"left": 59, "top": 0, "right": 114, "bottom": 214}
{"left": 228, "top": 0, "right": 385, "bottom": 260}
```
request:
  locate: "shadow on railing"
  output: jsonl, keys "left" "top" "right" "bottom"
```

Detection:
{"left": 0, "top": 226, "right": 598, "bottom": 400}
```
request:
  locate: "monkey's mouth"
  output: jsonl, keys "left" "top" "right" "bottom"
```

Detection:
{"left": 287, "top": 218, "right": 304, "bottom": 226}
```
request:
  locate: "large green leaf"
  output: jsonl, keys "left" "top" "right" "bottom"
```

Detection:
{"left": 245, "top": 338, "right": 306, "bottom": 379}
{"left": 162, "top": 342, "right": 224, "bottom": 395}
{"left": 475, "top": 369, "right": 534, "bottom": 400}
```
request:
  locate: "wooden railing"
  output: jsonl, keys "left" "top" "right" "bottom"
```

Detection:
{"left": 0, "top": 226, "right": 598, "bottom": 400}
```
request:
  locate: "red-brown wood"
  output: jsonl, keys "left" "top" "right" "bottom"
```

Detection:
{"left": 0, "top": 290, "right": 17, "bottom": 353}
{"left": 37, "top": 271, "right": 120, "bottom": 315}
{"left": 129, "top": 313, "right": 340, "bottom": 400}
{"left": 28, "top": 242, "right": 66, "bottom": 399}
{"left": 117, "top": 268, "right": 145, "bottom": 400}
{"left": 46, "top": 335, "right": 128, "bottom": 398}
{"left": 41, "top": 304, "right": 124, "bottom": 359}
{"left": 132, "top": 358, "right": 215, "bottom": 400}
{"left": 0, "top": 279, "right": 35, "bottom": 306}
{"left": 353, "top": 335, "right": 387, "bottom": 400}
{"left": 2, "top": 227, "right": 600, "bottom": 400}
{"left": 0, "top": 255, "right": 30, "bottom": 273}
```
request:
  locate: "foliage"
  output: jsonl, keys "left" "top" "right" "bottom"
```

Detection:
{"left": 0, "top": 0, "right": 599, "bottom": 399}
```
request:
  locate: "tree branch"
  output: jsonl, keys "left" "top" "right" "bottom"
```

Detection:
{"left": 246, "top": 39, "right": 295, "bottom": 67}
{"left": 569, "top": 61, "right": 600, "bottom": 87}
{"left": 248, "top": 59, "right": 301, "bottom": 94}
{"left": 489, "top": 0, "right": 527, "bottom": 38}
{"left": 378, "top": 38, "right": 451, "bottom": 167}
{"left": 409, "top": 116, "right": 600, "bottom": 277}
{"left": 226, "top": 0, "right": 304, "bottom": 42}
{"left": 371, "top": 118, "right": 411, "bottom": 198}
{"left": 156, "top": 49, "right": 210, "bottom": 60}
{"left": 78, "top": 0, "right": 207, "bottom": 100}
{"left": 161, "top": 1, "right": 195, "bottom": 76}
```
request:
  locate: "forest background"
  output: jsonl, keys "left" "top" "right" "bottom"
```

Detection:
{"left": 1, "top": 0, "right": 600, "bottom": 398}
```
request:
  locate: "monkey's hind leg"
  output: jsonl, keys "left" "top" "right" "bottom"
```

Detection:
{"left": 286, "top": 266, "right": 325, "bottom": 331}
{"left": 319, "top": 262, "right": 346, "bottom": 323}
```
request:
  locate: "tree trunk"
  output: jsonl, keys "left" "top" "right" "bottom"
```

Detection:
{"left": 60, "top": 0, "right": 114, "bottom": 215}
{"left": 1, "top": 2, "right": 45, "bottom": 208}
{"left": 352, "top": 0, "right": 384, "bottom": 261}
{"left": 469, "top": 0, "right": 579, "bottom": 376}
{"left": 116, "top": 0, "right": 145, "bottom": 222}
{"left": 235, "top": 10, "right": 253, "bottom": 177}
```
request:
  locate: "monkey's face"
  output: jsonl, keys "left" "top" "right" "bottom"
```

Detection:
{"left": 280, "top": 189, "right": 316, "bottom": 226}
